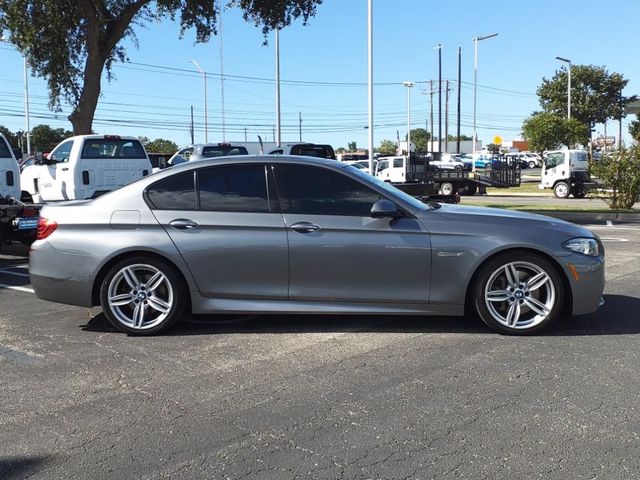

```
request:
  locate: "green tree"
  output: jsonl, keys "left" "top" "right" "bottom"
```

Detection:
{"left": 0, "top": 126, "right": 17, "bottom": 146}
{"left": 0, "top": 1, "right": 322, "bottom": 135}
{"left": 590, "top": 146, "right": 640, "bottom": 209}
{"left": 347, "top": 141, "right": 357, "bottom": 151}
{"left": 378, "top": 139, "right": 396, "bottom": 155}
{"left": 521, "top": 112, "right": 589, "bottom": 154}
{"left": 335, "top": 147, "right": 346, "bottom": 154}
{"left": 145, "top": 138, "right": 178, "bottom": 153}
{"left": 446, "top": 134, "right": 472, "bottom": 141}
{"left": 486, "top": 143, "right": 501, "bottom": 154}
{"left": 537, "top": 65, "right": 635, "bottom": 130}
{"left": 407, "top": 128, "right": 430, "bottom": 153}
{"left": 629, "top": 113, "right": 640, "bottom": 143}
{"left": 31, "top": 124, "right": 72, "bottom": 151}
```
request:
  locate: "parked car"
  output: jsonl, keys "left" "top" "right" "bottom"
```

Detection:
{"left": 30, "top": 155, "right": 605, "bottom": 336}
{"left": 168, "top": 143, "right": 250, "bottom": 166}
{"left": 431, "top": 154, "right": 468, "bottom": 171}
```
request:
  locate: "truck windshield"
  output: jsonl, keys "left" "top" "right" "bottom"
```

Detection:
{"left": 81, "top": 139, "right": 147, "bottom": 159}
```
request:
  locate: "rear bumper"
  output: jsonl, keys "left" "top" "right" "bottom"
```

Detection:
{"left": 29, "top": 241, "right": 99, "bottom": 307}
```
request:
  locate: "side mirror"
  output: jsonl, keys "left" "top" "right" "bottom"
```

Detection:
{"left": 371, "top": 199, "right": 401, "bottom": 219}
{"left": 159, "top": 157, "right": 167, "bottom": 169}
{"left": 34, "top": 152, "right": 44, "bottom": 165}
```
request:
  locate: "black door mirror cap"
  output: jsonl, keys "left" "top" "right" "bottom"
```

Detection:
{"left": 371, "top": 199, "right": 402, "bottom": 218}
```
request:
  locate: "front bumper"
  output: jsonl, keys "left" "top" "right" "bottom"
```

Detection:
{"left": 562, "top": 253, "right": 606, "bottom": 316}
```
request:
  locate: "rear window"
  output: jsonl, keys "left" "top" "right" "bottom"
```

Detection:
{"left": 201, "top": 145, "right": 249, "bottom": 157}
{"left": 81, "top": 139, "right": 147, "bottom": 159}
{"left": 0, "top": 138, "right": 11, "bottom": 158}
{"left": 290, "top": 144, "right": 336, "bottom": 159}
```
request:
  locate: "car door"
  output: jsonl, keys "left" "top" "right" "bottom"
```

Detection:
{"left": 273, "top": 163, "right": 431, "bottom": 304}
{"left": 37, "top": 139, "right": 74, "bottom": 201}
{"left": 148, "top": 164, "right": 289, "bottom": 300}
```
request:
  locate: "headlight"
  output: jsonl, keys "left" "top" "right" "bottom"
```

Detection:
{"left": 563, "top": 237, "right": 599, "bottom": 256}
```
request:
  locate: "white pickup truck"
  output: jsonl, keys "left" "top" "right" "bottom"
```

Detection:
{"left": 21, "top": 135, "right": 152, "bottom": 202}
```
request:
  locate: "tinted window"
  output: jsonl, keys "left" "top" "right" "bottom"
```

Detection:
{"left": 201, "top": 145, "right": 249, "bottom": 157}
{"left": 378, "top": 160, "right": 389, "bottom": 171}
{"left": 0, "top": 137, "right": 11, "bottom": 158}
{"left": 81, "top": 139, "right": 147, "bottom": 159}
{"left": 546, "top": 152, "right": 565, "bottom": 168}
{"left": 147, "top": 172, "right": 196, "bottom": 210}
{"left": 393, "top": 158, "right": 403, "bottom": 168}
{"left": 290, "top": 144, "right": 335, "bottom": 159}
{"left": 275, "top": 165, "right": 381, "bottom": 216}
{"left": 198, "top": 164, "right": 269, "bottom": 213}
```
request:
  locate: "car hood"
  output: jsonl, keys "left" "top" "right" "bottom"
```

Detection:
{"left": 418, "top": 203, "right": 596, "bottom": 239}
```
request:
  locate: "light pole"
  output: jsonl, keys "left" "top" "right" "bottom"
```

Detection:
{"left": 367, "top": 0, "right": 374, "bottom": 173}
{"left": 0, "top": 36, "right": 31, "bottom": 155}
{"left": 188, "top": 59, "right": 208, "bottom": 143}
{"left": 402, "top": 81, "right": 415, "bottom": 157}
{"left": 555, "top": 56, "right": 571, "bottom": 120}
{"left": 472, "top": 32, "right": 498, "bottom": 169}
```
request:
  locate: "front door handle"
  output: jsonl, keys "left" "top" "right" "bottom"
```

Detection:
{"left": 61, "top": 167, "right": 69, "bottom": 171}
{"left": 169, "top": 218, "right": 199, "bottom": 230}
{"left": 290, "top": 221, "right": 321, "bottom": 233}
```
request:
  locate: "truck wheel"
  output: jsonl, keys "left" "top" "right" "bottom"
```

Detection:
{"left": 439, "top": 182, "right": 455, "bottom": 195}
{"left": 472, "top": 251, "right": 564, "bottom": 335}
{"left": 573, "top": 189, "right": 586, "bottom": 199}
{"left": 460, "top": 184, "right": 478, "bottom": 196}
{"left": 553, "top": 182, "right": 570, "bottom": 199}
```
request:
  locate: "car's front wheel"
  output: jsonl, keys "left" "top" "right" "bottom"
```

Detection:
{"left": 472, "top": 252, "right": 564, "bottom": 334}
{"left": 100, "top": 256, "right": 185, "bottom": 335}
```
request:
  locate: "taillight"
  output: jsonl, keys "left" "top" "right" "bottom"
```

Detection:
{"left": 36, "top": 217, "right": 58, "bottom": 240}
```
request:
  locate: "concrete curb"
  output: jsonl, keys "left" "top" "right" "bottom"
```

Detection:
{"left": 526, "top": 211, "right": 640, "bottom": 225}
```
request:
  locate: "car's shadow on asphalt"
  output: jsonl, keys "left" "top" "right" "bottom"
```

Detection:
{"left": 81, "top": 294, "right": 640, "bottom": 337}
{"left": 0, "top": 456, "right": 52, "bottom": 480}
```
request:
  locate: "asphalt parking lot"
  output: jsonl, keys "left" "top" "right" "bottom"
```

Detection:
{"left": 1, "top": 222, "right": 639, "bottom": 479}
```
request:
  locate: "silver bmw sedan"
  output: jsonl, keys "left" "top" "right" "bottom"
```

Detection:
{"left": 29, "top": 156, "right": 605, "bottom": 335}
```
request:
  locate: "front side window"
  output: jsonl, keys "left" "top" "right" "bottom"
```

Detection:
{"left": 378, "top": 160, "right": 389, "bottom": 171}
{"left": 197, "top": 164, "right": 269, "bottom": 213}
{"left": 49, "top": 140, "right": 74, "bottom": 163}
{"left": 546, "top": 153, "right": 565, "bottom": 169}
{"left": 147, "top": 172, "right": 196, "bottom": 210}
{"left": 275, "top": 164, "right": 382, "bottom": 217}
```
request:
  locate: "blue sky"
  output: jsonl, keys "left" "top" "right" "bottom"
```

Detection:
{"left": 1, "top": 0, "right": 639, "bottom": 150}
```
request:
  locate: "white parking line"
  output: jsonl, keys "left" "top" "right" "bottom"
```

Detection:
{"left": 0, "top": 283, "right": 34, "bottom": 294}
{"left": 599, "top": 238, "right": 629, "bottom": 242}
{"left": 606, "top": 220, "right": 613, "bottom": 226}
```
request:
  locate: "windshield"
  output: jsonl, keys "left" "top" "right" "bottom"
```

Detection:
{"left": 0, "top": 137, "right": 11, "bottom": 158}
{"left": 545, "top": 152, "right": 566, "bottom": 169}
{"left": 344, "top": 165, "right": 428, "bottom": 211}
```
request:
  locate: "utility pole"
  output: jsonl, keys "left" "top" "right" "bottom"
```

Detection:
{"left": 299, "top": 111, "right": 302, "bottom": 142}
{"left": 244, "top": 127, "right": 247, "bottom": 142}
{"left": 430, "top": 80, "right": 434, "bottom": 153}
{"left": 275, "top": 29, "right": 282, "bottom": 147}
{"left": 219, "top": 5, "right": 226, "bottom": 141}
{"left": 190, "top": 106, "right": 194, "bottom": 144}
{"left": 457, "top": 47, "right": 462, "bottom": 154}
{"left": 272, "top": 125, "right": 276, "bottom": 142}
{"left": 445, "top": 80, "right": 450, "bottom": 154}
{"left": 437, "top": 44, "right": 443, "bottom": 154}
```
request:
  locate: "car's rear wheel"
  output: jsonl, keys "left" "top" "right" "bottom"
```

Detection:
{"left": 100, "top": 256, "right": 185, "bottom": 335}
{"left": 528, "top": 160, "right": 537, "bottom": 169}
{"left": 472, "top": 252, "right": 564, "bottom": 334}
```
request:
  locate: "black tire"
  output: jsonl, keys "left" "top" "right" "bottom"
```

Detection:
{"left": 460, "top": 184, "right": 478, "bottom": 196}
{"left": 454, "top": 165, "right": 462, "bottom": 172}
{"left": 553, "top": 181, "right": 570, "bottom": 199}
{"left": 528, "top": 161, "right": 536, "bottom": 169}
{"left": 471, "top": 251, "right": 565, "bottom": 335}
{"left": 99, "top": 256, "right": 186, "bottom": 335}
{"left": 573, "top": 189, "right": 586, "bottom": 199}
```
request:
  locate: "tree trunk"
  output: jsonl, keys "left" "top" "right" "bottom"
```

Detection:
{"left": 68, "top": 51, "right": 104, "bottom": 135}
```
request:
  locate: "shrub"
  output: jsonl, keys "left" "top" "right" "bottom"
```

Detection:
{"left": 590, "top": 146, "right": 640, "bottom": 209}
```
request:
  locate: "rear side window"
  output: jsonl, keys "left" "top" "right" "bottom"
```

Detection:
{"left": 81, "top": 139, "right": 147, "bottom": 159}
{"left": 147, "top": 172, "right": 196, "bottom": 210}
{"left": 0, "top": 137, "right": 11, "bottom": 158}
{"left": 201, "top": 145, "right": 249, "bottom": 157}
{"left": 393, "top": 158, "right": 403, "bottom": 168}
{"left": 275, "top": 164, "right": 381, "bottom": 216}
{"left": 197, "top": 164, "right": 269, "bottom": 213}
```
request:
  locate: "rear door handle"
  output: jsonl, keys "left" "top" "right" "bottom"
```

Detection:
{"left": 169, "top": 218, "right": 199, "bottom": 230}
{"left": 290, "top": 221, "right": 321, "bottom": 233}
